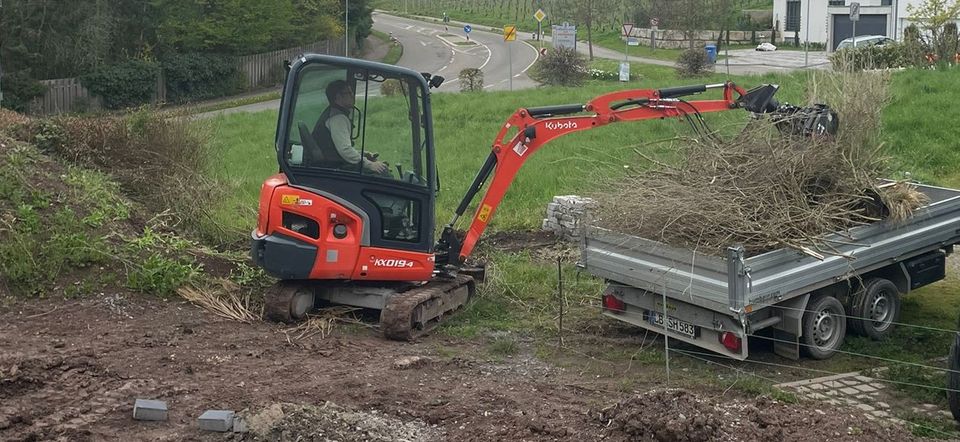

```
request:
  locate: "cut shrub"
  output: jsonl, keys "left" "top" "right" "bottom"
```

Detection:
{"left": 533, "top": 47, "right": 587, "bottom": 87}
{"left": 161, "top": 53, "right": 246, "bottom": 103}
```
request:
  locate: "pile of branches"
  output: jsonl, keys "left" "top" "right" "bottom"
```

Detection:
{"left": 592, "top": 72, "right": 927, "bottom": 258}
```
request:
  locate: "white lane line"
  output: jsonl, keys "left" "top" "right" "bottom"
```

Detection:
{"left": 476, "top": 40, "right": 493, "bottom": 70}
{"left": 519, "top": 41, "right": 540, "bottom": 73}
{"left": 420, "top": 41, "right": 427, "bottom": 47}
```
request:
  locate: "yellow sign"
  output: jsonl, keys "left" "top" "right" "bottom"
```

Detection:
{"left": 477, "top": 204, "right": 493, "bottom": 222}
{"left": 281, "top": 195, "right": 299, "bottom": 205}
{"left": 534, "top": 8, "right": 546, "bottom": 23}
{"left": 503, "top": 25, "right": 517, "bottom": 42}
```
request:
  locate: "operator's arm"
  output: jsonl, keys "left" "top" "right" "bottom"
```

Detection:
{"left": 325, "top": 114, "right": 364, "bottom": 165}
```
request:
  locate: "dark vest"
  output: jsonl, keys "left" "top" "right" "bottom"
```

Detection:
{"left": 311, "top": 105, "right": 357, "bottom": 170}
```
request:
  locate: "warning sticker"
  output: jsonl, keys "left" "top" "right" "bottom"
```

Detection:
{"left": 281, "top": 195, "right": 300, "bottom": 205}
{"left": 513, "top": 142, "right": 529, "bottom": 157}
{"left": 477, "top": 204, "right": 493, "bottom": 222}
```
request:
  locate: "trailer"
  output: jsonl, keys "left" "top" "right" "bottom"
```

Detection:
{"left": 579, "top": 183, "right": 960, "bottom": 360}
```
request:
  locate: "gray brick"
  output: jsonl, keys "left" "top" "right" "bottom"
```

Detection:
{"left": 876, "top": 402, "right": 890, "bottom": 409}
{"left": 871, "top": 410, "right": 889, "bottom": 418}
{"left": 839, "top": 387, "right": 860, "bottom": 395}
{"left": 839, "top": 379, "right": 859, "bottom": 386}
{"left": 133, "top": 399, "right": 168, "bottom": 421}
{"left": 855, "top": 376, "right": 874, "bottom": 383}
{"left": 807, "top": 383, "right": 826, "bottom": 390}
{"left": 854, "top": 384, "right": 877, "bottom": 392}
{"left": 855, "top": 404, "right": 875, "bottom": 412}
{"left": 198, "top": 410, "right": 235, "bottom": 432}
{"left": 868, "top": 383, "right": 885, "bottom": 390}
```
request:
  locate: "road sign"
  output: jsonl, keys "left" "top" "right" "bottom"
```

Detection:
{"left": 622, "top": 23, "right": 634, "bottom": 37}
{"left": 464, "top": 25, "right": 472, "bottom": 33}
{"left": 850, "top": 2, "right": 860, "bottom": 21}
{"left": 534, "top": 8, "right": 546, "bottom": 23}
{"left": 552, "top": 22, "right": 577, "bottom": 50}
{"left": 627, "top": 37, "right": 639, "bottom": 46}
{"left": 650, "top": 17, "right": 659, "bottom": 28}
{"left": 504, "top": 25, "right": 517, "bottom": 42}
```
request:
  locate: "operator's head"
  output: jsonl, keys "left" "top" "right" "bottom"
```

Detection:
{"left": 326, "top": 80, "right": 355, "bottom": 109}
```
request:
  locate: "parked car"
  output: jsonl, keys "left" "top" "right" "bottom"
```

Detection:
{"left": 836, "top": 35, "right": 894, "bottom": 50}
{"left": 756, "top": 42, "right": 777, "bottom": 51}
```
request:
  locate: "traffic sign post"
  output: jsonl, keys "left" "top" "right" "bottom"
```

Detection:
{"left": 622, "top": 22, "right": 634, "bottom": 64}
{"left": 504, "top": 25, "right": 517, "bottom": 90}
{"left": 850, "top": 2, "right": 860, "bottom": 48}
{"left": 650, "top": 17, "right": 659, "bottom": 50}
{"left": 534, "top": 8, "right": 547, "bottom": 52}
{"left": 464, "top": 24, "right": 472, "bottom": 42}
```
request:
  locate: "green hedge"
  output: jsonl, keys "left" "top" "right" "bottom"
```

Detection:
{"left": 81, "top": 60, "right": 160, "bottom": 110}
{"left": 830, "top": 43, "right": 909, "bottom": 71}
{"left": 161, "top": 53, "right": 245, "bottom": 103}
{"left": 0, "top": 71, "right": 48, "bottom": 112}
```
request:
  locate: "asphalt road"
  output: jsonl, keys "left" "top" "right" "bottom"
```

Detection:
{"left": 372, "top": 12, "right": 539, "bottom": 92}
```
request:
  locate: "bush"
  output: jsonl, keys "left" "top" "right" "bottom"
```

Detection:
{"left": 533, "top": 47, "right": 587, "bottom": 87}
{"left": 380, "top": 79, "right": 403, "bottom": 96}
{"left": 0, "top": 71, "right": 48, "bottom": 113}
{"left": 830, "top": 43, "right": 908, "bottom": 71}
{"left": 81, "top": 59, "right": 160, "bottom": 109}
{"left": 459, "top": 68, "right": 484, "bottom": 92}
{"left": 161, "top": 53, "right": 245, "bottom": 103}
{"left": 676, "top": 49, "right": 711, "bottom": 78}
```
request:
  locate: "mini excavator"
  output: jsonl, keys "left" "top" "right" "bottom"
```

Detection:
{"left": 250, "top": 54, "right": 836, "bottom": 339}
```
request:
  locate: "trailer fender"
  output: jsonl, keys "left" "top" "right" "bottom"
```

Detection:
{"left": 770, "top": 293, "right": 810, "bottom": 360}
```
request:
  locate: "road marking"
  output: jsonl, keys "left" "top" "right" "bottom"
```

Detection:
{"left": 519, "top": 40, "right": 539, "bottom": 73}
{"left": 420, "top": 41, "right": 427, "bottom": 47}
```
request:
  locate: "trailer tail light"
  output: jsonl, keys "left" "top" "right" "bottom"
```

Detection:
{"left": 602, "top": 294, "right": 626, "bottom": 313}
{"left": 719, "top": 331, "right": 742, "bottom": 353}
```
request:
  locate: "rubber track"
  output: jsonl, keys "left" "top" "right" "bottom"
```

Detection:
{"left": 264, "top": 281, "right": 302, "bottom": 323}
{"left": 381, "top": 274, "right": 474, "bottom": 341}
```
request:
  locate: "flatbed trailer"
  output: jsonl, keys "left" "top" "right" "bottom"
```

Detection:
{"left": 580, "top": 183, "right": 960, "bottom": 360}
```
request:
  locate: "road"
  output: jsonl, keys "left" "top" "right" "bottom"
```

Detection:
{"left": 372, "top": 12, "right": 539, "bottom": 92}
{"left": 197, "top": 12, "right": 540, "bottom": 118}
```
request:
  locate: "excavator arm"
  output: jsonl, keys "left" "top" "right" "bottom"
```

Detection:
{"left": 434, "top": 81, "right": 787, "bottom": 266}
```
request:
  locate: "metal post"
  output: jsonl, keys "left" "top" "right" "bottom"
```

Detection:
{"left": 508, "top": 41, "right": 513, "bottom": 91}
{"left": 345, "top": 0, "right": 350, "bottom": 56}
{"left": 662, "top": 289, "right": 670, "bottom": 384}
{"left": 853, "top": 20, "right": 857, "bottom": 48}
{"left": 804, "top": 0, "right": 811, "bottom": 67}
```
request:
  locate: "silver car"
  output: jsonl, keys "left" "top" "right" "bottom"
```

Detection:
{"left": 836, "top": 35, "right": 894, "bottom": 50}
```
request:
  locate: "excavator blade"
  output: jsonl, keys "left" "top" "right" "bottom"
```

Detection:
{"left": 380, "top": 273, "right": 475, "bottom": 341}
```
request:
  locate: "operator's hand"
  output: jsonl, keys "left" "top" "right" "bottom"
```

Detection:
{"left": 364, "top": 160, "right": 388, "bottom": 175}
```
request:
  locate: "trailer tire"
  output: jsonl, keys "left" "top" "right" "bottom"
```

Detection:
{"left": 802, "top": 294, "right": 846, "bottom": 360}
{"left": 849, "top": 278, "right": 900, "bottom": 340}
{"left": 948, "top": 332, "right": 960, "bottom": 422}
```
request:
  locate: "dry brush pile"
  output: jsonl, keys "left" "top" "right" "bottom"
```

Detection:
{"left": 592, "top": 72, "right": 927, "bottom": 257}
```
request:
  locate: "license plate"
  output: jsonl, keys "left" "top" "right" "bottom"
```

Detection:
{"left": 648, "top": 311, "right": 698, "bottom": 339}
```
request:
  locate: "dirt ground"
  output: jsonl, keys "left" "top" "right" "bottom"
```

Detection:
{"left": 0, "top": 292, "right": 930, "bottom": 441}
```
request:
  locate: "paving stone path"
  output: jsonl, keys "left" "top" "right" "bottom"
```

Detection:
{"left": 776, "top": 371, "right": 953, "bottom": 424}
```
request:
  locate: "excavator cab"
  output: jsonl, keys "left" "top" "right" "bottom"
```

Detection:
{"left": 273, "top": 55, "right": 439, "bottom": 257}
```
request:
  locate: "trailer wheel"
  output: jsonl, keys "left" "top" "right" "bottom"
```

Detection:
{"left": 948, "top": 332, "right": 960, "bottom": 422}
{"left": 849, "top": 278, "right": 900, "bottom": 340}
{"left": 802, "top": 294, "right": 846, "bottom": 360}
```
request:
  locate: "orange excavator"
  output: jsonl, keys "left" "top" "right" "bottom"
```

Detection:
{"left": 250, "top": 54, "right": 831, "bottom": 339}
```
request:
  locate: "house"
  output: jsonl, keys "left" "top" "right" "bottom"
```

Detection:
{"left": 772, "top": 0, "right": 928, "bottom": 50}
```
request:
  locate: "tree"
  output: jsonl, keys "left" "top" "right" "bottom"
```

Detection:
{"left": 907, "top": 0, "right": 960, "bottom": 62}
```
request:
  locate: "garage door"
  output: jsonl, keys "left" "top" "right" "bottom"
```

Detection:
{"left": 832, "top": 14, "right": 888, "bottom": 50}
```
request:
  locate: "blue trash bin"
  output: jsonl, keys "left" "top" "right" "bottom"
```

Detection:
{"left": 705, "top": 44, "right": 718, "bottom": 64}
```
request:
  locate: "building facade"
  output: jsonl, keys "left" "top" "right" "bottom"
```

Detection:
{"left": 772, "top": 0, "right": 931, "bottom": 50}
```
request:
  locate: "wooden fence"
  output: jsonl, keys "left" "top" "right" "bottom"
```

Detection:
{"left": 29, "top": 38, "right": 345, "bottom": 115}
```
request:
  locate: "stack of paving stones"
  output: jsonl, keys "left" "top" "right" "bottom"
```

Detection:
{"left": 133, "top": 399, "right": 243, "bottom": 433}
{"left": 542, "top": 195, "right": 595, "bottom": 241}
{"left": 776, "top": 372, "right": 953, "bottom": 424}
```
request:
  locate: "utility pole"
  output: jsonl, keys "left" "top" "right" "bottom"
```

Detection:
{"left": 804, "top": 0, "right": 811, "bottom": 67}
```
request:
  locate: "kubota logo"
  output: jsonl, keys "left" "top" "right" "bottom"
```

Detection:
{"left": 372, "top": 258, "right": 415, "bottom": 268}
{"left": 545, "top": 121, "right": 577, "bottom": 130}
